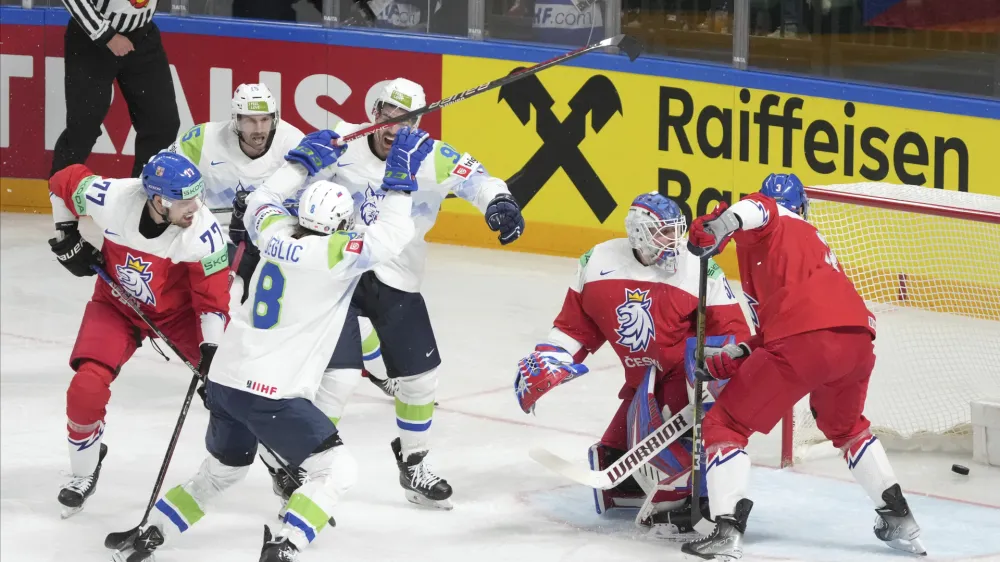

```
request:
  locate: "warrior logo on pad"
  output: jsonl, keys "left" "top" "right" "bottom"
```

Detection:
{"left": 615, "top": 288, "right": 655, "bottom": 352}
{"left": 116, "top": 253, "right": 157, "bottom": 306}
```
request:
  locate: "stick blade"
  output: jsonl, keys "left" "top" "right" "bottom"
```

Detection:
{"left": 528, "top": 447, "right": 612, "bottom": 489}
{"left": 616, "top": 35, "right": 643, "bottom": 61}
{"left": 105, "top": 526, "right": 138, "bottom": 550}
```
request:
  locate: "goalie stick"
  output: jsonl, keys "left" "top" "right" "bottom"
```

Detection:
{"left": 529, "top": 404, "right": 693, "bottom": 490}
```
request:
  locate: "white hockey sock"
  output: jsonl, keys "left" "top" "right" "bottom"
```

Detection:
{"left": 315, "top": 368, "right": 362, "bottom": 425}
{"left": 843, "top": 434, "right": 898, "bottom": 508}
{"left": 358, "top": 317, "right": 386, "bottom": 379}
{"left": 152, "top": 456, "right": 249, "bottom": 540}
{"left": 706, "top": 445, "right": 751, "bottom": 520}
{"left": 396, "top": 369, "right": 438, "bottom": 455}
{"left": 67, "top": 420, "right": 105, "bottom": 476}
{"left": 280, "top": 445, "right": 358, "bottom": 551}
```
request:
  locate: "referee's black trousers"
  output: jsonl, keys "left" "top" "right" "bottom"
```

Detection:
{"left": 50, "top": 20, "right": 180, "bottom": 179}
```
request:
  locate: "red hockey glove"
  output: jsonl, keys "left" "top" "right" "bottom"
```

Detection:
{"left": 687, "top": 202, "right": 737, "bottom": 258}
{"left": 704, "top": 342, "right": 752, "bottom": 380}
{"left": 515, "top": 344, "right": 588, "bottom": 414}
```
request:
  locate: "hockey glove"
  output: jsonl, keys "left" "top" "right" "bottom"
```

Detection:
{"left": 285, "top": 130, "right": 348, "bottom": 176}
{"left": 687, "top": 202, "right": 740, "bottom": 258}
{"left": 684, "top": 335, "right": 750, "bottom": 382}
{"left": 48, "top": 224, "right": 104, "bottom": 277}
{"left": 228, "top": 188, "right": 252, "bottom": 245}
{"left": 382, "top": 127, "right": 434, "bottom": 192}
{"left": 485, "top": 193, "right": 524, "bottom": 245}
{"left": 514, "top": 344, "right": 589, "bottom": 414}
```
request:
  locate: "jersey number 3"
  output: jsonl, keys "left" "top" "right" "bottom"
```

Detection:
{"left": 252, "top": 261, "right": 285, "bottom": 329}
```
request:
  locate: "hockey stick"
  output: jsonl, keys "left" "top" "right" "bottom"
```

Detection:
{"left": 98, "top": 248, "right": 242, "bottom": 550}
{"left": 690, "top": 257, "right": 710, "bottom": 528}
{"left": 337, "top": 34, "right": 642, "bottom": 145}
{"left": 529, "top": 404, "right": 693, "bottom": 490}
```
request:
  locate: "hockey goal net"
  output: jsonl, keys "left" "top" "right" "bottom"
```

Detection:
{"left": 781, "top": 182, "right": 1000, "bottom": 466}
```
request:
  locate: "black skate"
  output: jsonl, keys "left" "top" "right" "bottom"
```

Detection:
{"left": 681, "top": 498, "right": 753, "bottom": 560}
{"left": 365, "top": 369, "right": 398, "bottom": 397}
{"left": 264, "top": 455, "right": 305, "bottom": 502}
{"left": 110, "top": 525, "right": 164, "bottom": 562}
{"left": 260, "top": 525, "right": 299, "bottom": 562}
{"left": 874, "top": 484, "right": 926, "bottom": 555}
{"left": 391, "top": 438, "right": 453, "bottom": 510}
{"left": 58, "top": 443, "right": 108, "bottom": 519}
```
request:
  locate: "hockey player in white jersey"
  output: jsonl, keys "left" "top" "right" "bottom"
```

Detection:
{"left": 110, "top": 127, "right": 421, "bottom": 562}
{"left": 166, "top": 83, "right": 304, "bottom": 303}
{"left": 261, "top": 77, "right": 526, "bottom": 509}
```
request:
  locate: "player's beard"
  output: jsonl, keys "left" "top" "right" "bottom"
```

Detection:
{"left": 242, "top": 132, "right": 269, "bottom": 157}
{"left": 374, "top": 129, "right": 394, "bottom": 158}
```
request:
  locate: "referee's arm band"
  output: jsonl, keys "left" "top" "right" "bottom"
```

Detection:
{"left": 95, "top": 26, "right": 117, "bottom": 44}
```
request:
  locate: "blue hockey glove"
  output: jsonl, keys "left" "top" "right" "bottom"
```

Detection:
{"left": 486, "top": 193, "right": 524, "bottom": 245}
{"left": 285, "top": 130, "right": 348, "bottom": 176}
{"left": 514, "top": 344, "right": 588, "bottom": 414}
{"left": 382, "top": 127, "right": 434, "bottom": 192}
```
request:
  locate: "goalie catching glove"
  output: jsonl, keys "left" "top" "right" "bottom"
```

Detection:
{"left": 514, "top": 344, "right": 588, "bottom": 414}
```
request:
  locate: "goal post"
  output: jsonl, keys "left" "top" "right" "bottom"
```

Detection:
{"left": 780, "top": 182, "right": 1000, "bottom": 467}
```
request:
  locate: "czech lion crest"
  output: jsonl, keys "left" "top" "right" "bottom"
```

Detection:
{"left": 615, "top": 288, "right": 655, "bottom": 352}
{"left": 116, "top": 253, "right": 156, "bottom": 306}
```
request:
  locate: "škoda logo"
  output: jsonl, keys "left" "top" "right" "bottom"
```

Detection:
{"left": 498, "top": 71, "right": 623, "bottom": 223}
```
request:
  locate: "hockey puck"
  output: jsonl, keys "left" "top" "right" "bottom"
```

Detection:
{"left": 952, "top": 464, "right": 970, "bottom": 475}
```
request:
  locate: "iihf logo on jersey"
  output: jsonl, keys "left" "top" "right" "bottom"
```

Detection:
{"left": 116, "top": 253, "right": 157, "bottom": 306}
{"left": 359, "top": 184, "right": 386, "bottom": 225}
{"left": 615, "top": 288, "right": 655, "bottom": 352}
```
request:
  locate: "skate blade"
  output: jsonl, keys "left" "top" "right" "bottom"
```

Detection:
{"left": 886, "top": 536, "right": 927, "bottom": 556}
{"left": 60, "top": 505, "right": 84, "bottom": 519}
{"left": 404, "top": 490, "right": 453, "bottom": 510}
{"left": 110, "top": 548, "right": 156, "bottom": 562}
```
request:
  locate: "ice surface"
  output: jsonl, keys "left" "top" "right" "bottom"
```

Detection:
{"left": 2, "top": 213, "right": 999, "bottom": 562}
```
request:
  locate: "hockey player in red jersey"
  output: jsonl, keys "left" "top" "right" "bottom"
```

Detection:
{"left": 514, "top": 192, "right": 750, "bottom": 530}
{"left": 683, "top": 173, "right": 925, "bottom": 559}
{"left": 47, "top": 152, "right": 230, "bottom": 518}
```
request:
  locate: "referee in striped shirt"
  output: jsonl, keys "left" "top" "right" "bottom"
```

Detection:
{"left": 51, "top": 0, "right": 180, "bottom": 178}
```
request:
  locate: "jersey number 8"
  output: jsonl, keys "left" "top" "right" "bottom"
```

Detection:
{"left": 252, "top": 261, "right": 285, "bottom": 329}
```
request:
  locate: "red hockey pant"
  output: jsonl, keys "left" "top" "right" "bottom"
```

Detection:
{"left": 703, "top": 327, "right": 874, "bottom": 452}
{"left": 66, "top": 297, "right": 201, "bottom": 440}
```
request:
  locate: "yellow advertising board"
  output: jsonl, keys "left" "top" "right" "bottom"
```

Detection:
{"left": 432, "top": 53, "right": 1000, "bottom": 276}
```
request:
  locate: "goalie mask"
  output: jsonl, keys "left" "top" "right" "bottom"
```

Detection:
{"left": 231, "top": 83, "right": 279, "bottom": 158}
{"left": 625, "top": 193, "right": 687, "bottom": 275}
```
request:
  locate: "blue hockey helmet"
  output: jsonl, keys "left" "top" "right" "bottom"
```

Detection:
{"left": 141, "top": 152, "right": 205, "bottom": 203}
{"left": 625, "top": 192, "right": 687, "bottom": 274}
{"left": 760, "top": 173, "right": 808, "bottom": 217}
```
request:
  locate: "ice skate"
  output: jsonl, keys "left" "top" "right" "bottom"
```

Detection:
{"left": 264, "top": 456, "right": 305, "bottom": 502}
{"left": 365, "top": 369, "right": 398, "bottom": 397}
{"left": 58, "top": 442, "right": 108, "bottom": 518}
{"left": 391, "top": 438, "right": 453, "bottom": 510}
{"left": 681, "top": 498, "right": 752, "bottom": 560}
{"left": 874, "top": 484, "right": 926, "bottom": 555}
{"left": 110, "top": 525, "right": 164, "bottom": 562}
{"left": 260, "top": 525, "right": 299, "bottom": 562}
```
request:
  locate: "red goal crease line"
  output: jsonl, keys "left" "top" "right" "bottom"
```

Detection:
{"left": 805, "top": 187, "right": 1000, "bottom": 225}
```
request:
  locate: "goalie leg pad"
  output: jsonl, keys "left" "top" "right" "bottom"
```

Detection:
{"left": 588, "top": 443, "right": 646, "bottom": 514}
{"left": 280, "top": 440, "right": 357, "bottom": 550}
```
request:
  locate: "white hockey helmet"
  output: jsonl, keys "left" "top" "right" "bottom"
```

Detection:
{"left": 298, "top": 180, "right": 356, "bottom": 235}
{"left": 370, "top": 78, "right": 426, "bottom": 125}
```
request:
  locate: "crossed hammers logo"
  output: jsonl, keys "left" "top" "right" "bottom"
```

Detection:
{"left": 498, "top": 70, "right": 623, "bottom": 223}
